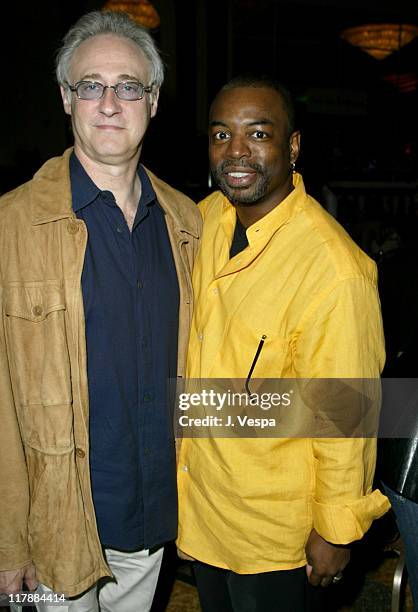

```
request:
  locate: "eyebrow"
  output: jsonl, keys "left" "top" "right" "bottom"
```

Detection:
{"left": 210, "top": 119, "right": 274, "bottom": 127}
{"left": 79, "top": 73, "right": 141, "bottom": 82}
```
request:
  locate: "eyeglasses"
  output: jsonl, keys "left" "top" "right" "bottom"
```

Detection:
{"left": 68, "top": 80, "right": 153, "bottom": 101}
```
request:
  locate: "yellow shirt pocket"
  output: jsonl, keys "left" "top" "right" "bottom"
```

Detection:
{"left": 224, "top": 299, "right": 291, "bottom": 380}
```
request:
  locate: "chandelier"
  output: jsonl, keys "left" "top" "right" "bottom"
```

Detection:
{"left": 340, "top": 24, "right": 418, "bottom": 60}
{"left": 102, "top": 0, "right": 160, "bottom": 30}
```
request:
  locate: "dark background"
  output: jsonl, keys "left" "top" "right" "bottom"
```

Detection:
{"left": 1, "top": 0, "right": 417, "bottom": 194}
{"left": 1, "top": 0, "right": 418, "bottom": 364}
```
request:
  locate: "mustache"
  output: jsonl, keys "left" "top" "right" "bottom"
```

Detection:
{"left": 218, "top": 160, "right": 264, "bottom": 173}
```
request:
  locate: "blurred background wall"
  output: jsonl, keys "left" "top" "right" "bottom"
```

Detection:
{"left": 1, "top": 0, "right": 416, "bottom": 194}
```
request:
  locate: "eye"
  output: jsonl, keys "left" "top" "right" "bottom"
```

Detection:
{"left": 213, "top": 130, "right": 230, "bottom": 141}
{"left": 252, "top": 130, "right": 269, "bottom": 139}
{"left": 121, "top": 82, "right": 139, "bottom": 92}
{"left": 85, "top": 82, "right": 100, "bottom": 91}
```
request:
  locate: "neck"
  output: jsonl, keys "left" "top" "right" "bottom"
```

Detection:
{"left": 75, "top": 146, "right": 142, "bottom": 228}
{"left": 232, "top": 172, "right": 295, "bottom": 228}
{"left": 235, "top": 184, "right": 294, "bottom": 228}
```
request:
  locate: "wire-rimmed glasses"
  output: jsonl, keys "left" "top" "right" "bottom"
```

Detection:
{"left": 68, "top": 80, "right": 153, "bottom": 101}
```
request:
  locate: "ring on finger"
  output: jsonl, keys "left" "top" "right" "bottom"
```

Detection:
{"left": 332, "top": 572, "right": 343, "bottom": 584}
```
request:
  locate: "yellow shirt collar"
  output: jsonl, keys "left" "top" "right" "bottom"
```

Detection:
{"left": 220, "top": 172, "right": 306, "bottom": 247}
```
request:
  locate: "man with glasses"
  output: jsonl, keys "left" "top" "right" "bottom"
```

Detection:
{"left": 0, "top": 10, "right": 200, "bottom": 612}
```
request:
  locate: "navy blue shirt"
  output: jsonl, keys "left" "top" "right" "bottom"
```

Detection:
{"left": 70, "top": 153, "right": 179, "bottom": 550}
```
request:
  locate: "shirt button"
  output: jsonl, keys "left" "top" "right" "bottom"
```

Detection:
{"left": 67, "top": 221, "right": 79, "bottom": 234}
{"left": 143, "top": 392, "right": 153, "bottom": 402}
{"left": 76, "top": 448, "right": 86, "bottom": 459}
{"left": 144, "top": 448, "right": 151, "bottom": 456}
{"left": 32, "top": 305, "right": 43, "bottom": 317}
{"left": 212, "top": 288, "right": 219, "bottom": 295}
{"left": 116, "top": 226, "right": 123, "bottom": 234}
{"left": 182, "top": 465, "right": 189, "bottom": 472}
{"left": 198, "top": 333, "right": 203, "bottom": 341}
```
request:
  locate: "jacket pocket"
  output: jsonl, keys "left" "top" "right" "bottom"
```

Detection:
{"left": 4, "top": 282, "right": 74, "bottom": 452}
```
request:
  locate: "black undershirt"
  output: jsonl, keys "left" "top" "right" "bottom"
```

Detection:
{"left": 230, "top": 214, "right": 249, "bottom": 258}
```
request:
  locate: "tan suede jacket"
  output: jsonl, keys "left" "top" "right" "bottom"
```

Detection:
{"left": 0, "top": 148, "right": 201, "bottom": 596}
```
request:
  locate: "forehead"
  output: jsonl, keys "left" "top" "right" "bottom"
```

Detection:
{"left": 210, "top": 86, "right": 287, "bottom": 127}
{"left": 69, "top": 33, "right": 150, "bottom": 81}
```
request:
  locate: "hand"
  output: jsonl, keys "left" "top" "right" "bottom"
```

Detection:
{"left": 176, "top": 548, "right": 196, "bottom": 562}
{"left": 0, "top": 563, "right": 38, "bottom": 594}
{"left": 305, "top": 528, "right": 350, "bottom": 587}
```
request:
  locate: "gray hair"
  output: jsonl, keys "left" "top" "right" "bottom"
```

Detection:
{"left": 55, "top": 10, "right": 164, "bottom": 90}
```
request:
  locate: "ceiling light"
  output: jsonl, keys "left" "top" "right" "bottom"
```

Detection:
{"left": 102, "top": 0, "right": 160, "bottom": 30}
{"left": 340, "top": 24, "right": 418, "bottom": 60}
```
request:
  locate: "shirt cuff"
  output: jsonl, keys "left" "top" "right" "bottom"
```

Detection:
{"left": 312, "top": 489, "right": 391, "bottom": 544}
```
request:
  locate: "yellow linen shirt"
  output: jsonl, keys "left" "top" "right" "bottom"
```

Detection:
{"left": 177, "top": 173, "right": 390, "bottom": 573}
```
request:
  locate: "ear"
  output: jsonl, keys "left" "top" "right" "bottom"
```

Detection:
{"left": 149, "top": 87, "right": 159, "bottom": 119}
{"left": 289, "top": 130, "right": 301, "bottom": 164}
{"left": 60, "top": 85, "right": 72, "bottom": 116}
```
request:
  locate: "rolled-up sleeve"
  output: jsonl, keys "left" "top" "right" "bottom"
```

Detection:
{"left": 311, "top": 438, "right": 390, "bottom": 543}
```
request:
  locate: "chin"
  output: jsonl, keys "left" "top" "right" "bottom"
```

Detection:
{"left": 221, "top": 186, "right": 259, "bottom": 206}
{"left": 93, "top": 144, "right": 131, "bottom": 159}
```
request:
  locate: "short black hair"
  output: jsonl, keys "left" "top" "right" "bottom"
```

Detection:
{"left": 219, "top": 74, "right": 296, "bottom": 137}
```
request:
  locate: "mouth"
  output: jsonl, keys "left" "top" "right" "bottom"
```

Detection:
{"left": 95, "top": 125, "right": 124, "bottom": 130}
{"left": 223, "top": 168, "right": 258, "bottom": 188}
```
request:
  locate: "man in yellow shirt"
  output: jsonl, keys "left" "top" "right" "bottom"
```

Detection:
{"left": 176, "top": 76, "right": 390, "bottom": 611}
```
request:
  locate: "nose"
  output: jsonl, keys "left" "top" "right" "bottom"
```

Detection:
{"left": 225, "top": 134, "right": 251, "bottom": 159}
{"left": 98, "top": 86, "right": 122, "bottom": 116}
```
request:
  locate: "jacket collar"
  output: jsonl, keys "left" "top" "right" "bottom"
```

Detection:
{"left": 145, "top": 167, "right": 200, "bottom": 238}
{"left": 30, "top": 148, "right": 74, "bottom": 225}
{"left": 30, "top": 147, "right": 199, "bottom": 238}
